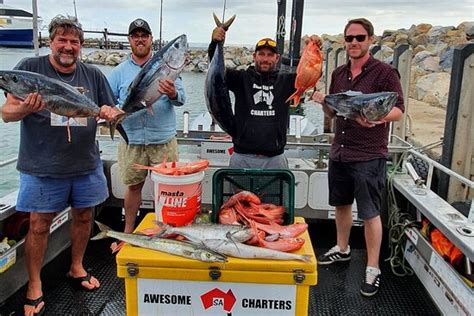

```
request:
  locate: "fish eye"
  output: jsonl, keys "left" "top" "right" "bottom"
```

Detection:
{"left": 12, "top": 75, "right": 18, "bottom": 83}
{"left": 206, "top": 253, "right": 211, "bottom": 258}
{"left": 173, "top": 42, "right": 180, "bottom": 49}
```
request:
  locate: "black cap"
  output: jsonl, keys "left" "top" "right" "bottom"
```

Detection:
{"left": 255, "top": 38, "right": 278, "bottom": 53}
{"left": 128, "top": 18, "right": 152, "bottom": 35}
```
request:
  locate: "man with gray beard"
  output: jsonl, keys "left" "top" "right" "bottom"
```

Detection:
{"left": 1, "top": 15, "right": 120, "bottom": 315}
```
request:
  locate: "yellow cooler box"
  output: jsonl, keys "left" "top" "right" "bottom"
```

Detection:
{"left": 116, "top": 213, "right": 317, "bottom": 315}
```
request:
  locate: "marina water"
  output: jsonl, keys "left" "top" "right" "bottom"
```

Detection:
{"left": 0, "top": 47, "right": 323, "bottom": 196}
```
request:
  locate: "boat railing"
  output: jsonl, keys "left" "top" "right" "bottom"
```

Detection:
{"left": 393, "top": 148, "right": 474, "bottom": 260}
{"left": 0, "top": 157, "right": 17, "bottom": 168}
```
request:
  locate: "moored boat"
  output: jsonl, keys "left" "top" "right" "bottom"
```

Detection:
{"left": 0, "top": 1, "right": 42, "bottom": 48}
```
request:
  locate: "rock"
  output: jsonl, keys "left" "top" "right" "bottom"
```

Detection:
{"left": 414, "top": 72, "right": 451, "bottom": 107}
{"left": 439, "top": 47, "right": 454, "bottom": 72}
{"left": 458, "top": 21, "right": 474, "bottom": 40}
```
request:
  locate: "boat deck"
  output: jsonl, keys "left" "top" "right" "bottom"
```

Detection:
{"left": 0, "top": 209, "right": 440, "bottom": 315}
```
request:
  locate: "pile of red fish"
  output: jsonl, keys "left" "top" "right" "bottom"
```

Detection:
{"left": 133, "top": 159, "right": 209, "bottom": 176}
{"left": 218, "top": 191, "right": 308, "bottom": 252}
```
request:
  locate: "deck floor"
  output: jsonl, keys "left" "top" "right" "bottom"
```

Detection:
{"left": 0, "top": 210, "right": 440, "bottom": 315}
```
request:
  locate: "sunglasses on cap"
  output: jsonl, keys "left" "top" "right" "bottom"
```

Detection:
{"left": 344, "top": 34, "right": 367, "bottom": 42}
{"left": 256, "top": 39, "right": 277, "bottom": 48}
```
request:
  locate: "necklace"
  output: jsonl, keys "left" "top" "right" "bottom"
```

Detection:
{"left": 54, "top": 67, "right": 76, "bottom": 83}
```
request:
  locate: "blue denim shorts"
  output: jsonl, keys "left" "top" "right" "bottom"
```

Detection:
{"left": 16, "top": 161, "right": 109, "bottom": 212}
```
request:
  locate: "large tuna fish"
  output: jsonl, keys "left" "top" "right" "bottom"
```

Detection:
{"left": 286, "top": 38, "right": 323, "bottom": 107}
{"left": 121, "top": 34, "right": 188, "bottom": 114}
{"left": 0, "top": 69, "right": 126, "bottom": 141}
{"left": 324, "top": 91, "right": 399, "bottom": 122}
{"left": 204, "top": 13, "right": 237, "bottom": 137}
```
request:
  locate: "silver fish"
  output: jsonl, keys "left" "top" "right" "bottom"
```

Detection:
{"left": 201, "top": 239, "right": 311, "bottom": 262}
{"left": 204, "top": 13, "right": 237, "bottom": 136}
{"left": 324, "top": 91, "right": 398, "bottom": 122}
{"left": 158, "top": 222, "right": 254, "bottom": 243}
{"left": 0, "top": 69, "right": 126, "bottom": 140}
{"left": 121, "top": 34, "right": 188, "bottom": 114}
{"left": 92, "top": 221, "right": 227, "bottom": 263}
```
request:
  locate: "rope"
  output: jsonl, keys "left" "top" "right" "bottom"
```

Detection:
{"left": 385, "top": 151, "right": 417, "bottom": 277}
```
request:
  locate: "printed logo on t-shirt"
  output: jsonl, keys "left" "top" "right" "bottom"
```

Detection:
{"left": 251, "top": 83, "right": 276, "bottom": 117}
{"left": 252, "top": 83, "right": 274, "bottom": 108}
{"left": 51, "top": 113, "right": 87, "bottom": 126}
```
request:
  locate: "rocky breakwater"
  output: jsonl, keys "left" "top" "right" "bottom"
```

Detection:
{"left": 81, "top": 21, "right": 473, "bottom": 109}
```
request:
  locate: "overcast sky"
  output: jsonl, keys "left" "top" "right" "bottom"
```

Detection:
{"left": 12, "top": 0, "right": 474, "bottom": 46}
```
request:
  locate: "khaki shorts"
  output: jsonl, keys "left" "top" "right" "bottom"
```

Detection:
{"left": 118, "top": 138, "right": 179, "bottom": 186}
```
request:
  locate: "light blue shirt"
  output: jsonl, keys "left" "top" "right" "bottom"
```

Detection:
{"left": 107, "top": 55, "right": 186, "bottom": 145}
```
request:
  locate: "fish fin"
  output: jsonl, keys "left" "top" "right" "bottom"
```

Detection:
{"left": 108, "top": 112, "right": 129, "bottom": 144}
{"left": 212, "top": 12, "right": 236, "bottom": 30}
{"left": 286, "top": 92, "right": 301, "bottom": 107}
{"left": 91, "top": 221, "right": 111, "bottom": 240}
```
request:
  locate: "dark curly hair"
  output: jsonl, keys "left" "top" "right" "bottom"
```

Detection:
{"left": 48, "top": 15, "right": 84, "bottom": 44}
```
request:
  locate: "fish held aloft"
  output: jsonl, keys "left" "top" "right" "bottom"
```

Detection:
{"left": 286, "top": 39, "right": 323, "bottom": 107}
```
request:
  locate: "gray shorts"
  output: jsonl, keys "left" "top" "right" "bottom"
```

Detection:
{"left": 229, "top": 152, "right": 288, "bottom": 169}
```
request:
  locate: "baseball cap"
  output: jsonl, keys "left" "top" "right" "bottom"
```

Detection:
{"left": 255, "top": 38, "right": 277, "bottom": 53}
{"left": 128, "top": 18, "right": 152, "bottom": 35}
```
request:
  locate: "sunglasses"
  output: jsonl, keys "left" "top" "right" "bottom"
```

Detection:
{"left": 256, "top": 39, "right": 277, "bottom": 48}
{"left": 344, "top": 34, "right": 367, "bottom": 42}
{"left": 130, "top": 33, "right": 151, "bottom": 41}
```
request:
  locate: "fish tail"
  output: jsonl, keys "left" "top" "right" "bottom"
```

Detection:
{"left": 286, "top": 92, "right": 301, "bottom": 107}
{"left": 109, "top": 113, "right": 129, "bottom": 144}
{"left": 91, "top": 221, "right": 111, "bottom": 240}
{"left": 212, "top": 12, "right": 236, "bottom": 30}
{"left": 152, "top": 220, "right": 169, "bottom": 237}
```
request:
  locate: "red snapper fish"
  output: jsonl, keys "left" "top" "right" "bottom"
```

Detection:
{"left": 286, "top": 40, "right": 323, "bottom": 107}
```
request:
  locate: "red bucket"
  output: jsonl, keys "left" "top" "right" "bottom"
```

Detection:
{"left": 151, "top": 168, "right": 205, "bottom": 226}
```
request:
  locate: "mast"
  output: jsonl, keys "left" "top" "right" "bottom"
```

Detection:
{"left": 276, "top": 0, "right": 286, "bottom": 58}
{"left": 159, "top": 0, "right": 163, "bottom": 49}
{"left": 73, "top": 0, "right": 78, "bottom": 20}
{"left": 32, "top": 0, "right": 39, "bottom": 56}
{"left": 279, "top": 0, "right": 304, "bottom": 71}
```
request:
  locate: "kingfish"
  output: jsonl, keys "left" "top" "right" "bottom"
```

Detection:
{"left": 121, "top": 34, "right": 188, "bottom": 114}
{"left": 0, "top": 69, "right": 127, "bottom": 141}
{"left": 204, "top": 13, "right": 237, "bottom": 137}
{"left": 324, "top": 90, "right": 399, "bottom": 122}
{"left": 92, "top": 221, "right": 227, "bottom": 263}
{"left": 201, "top": 239, "right": 311, "bottom": 262}
{"left": 157, "top": 222, "right": 254, "bottom": 243}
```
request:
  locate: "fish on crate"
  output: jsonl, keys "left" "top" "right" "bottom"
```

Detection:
{"left": 204, "top": 13, "right": 237, "bottom": 137}
{"left": 156, "top": 222, "right": 254, "bottom": 244}
{"left": 217, "top": 190, "right": 309, "bottom": 252}
{"left": 121, "top": 34, "right": 188, "bottom": 115}
{"left": 91, "top": 221, "right": 227, "bottom": 263}
{"left": 286, "top": 36, "right": 323, "bottom": 107}
{"left": 0, "top": 70, "right": 126, "bottom": 142}
{"left": 324, "top": 90, "right": 399, "bottom": 122}
{"left": 201, "top": 238, "right": 311, "bottom": 262}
